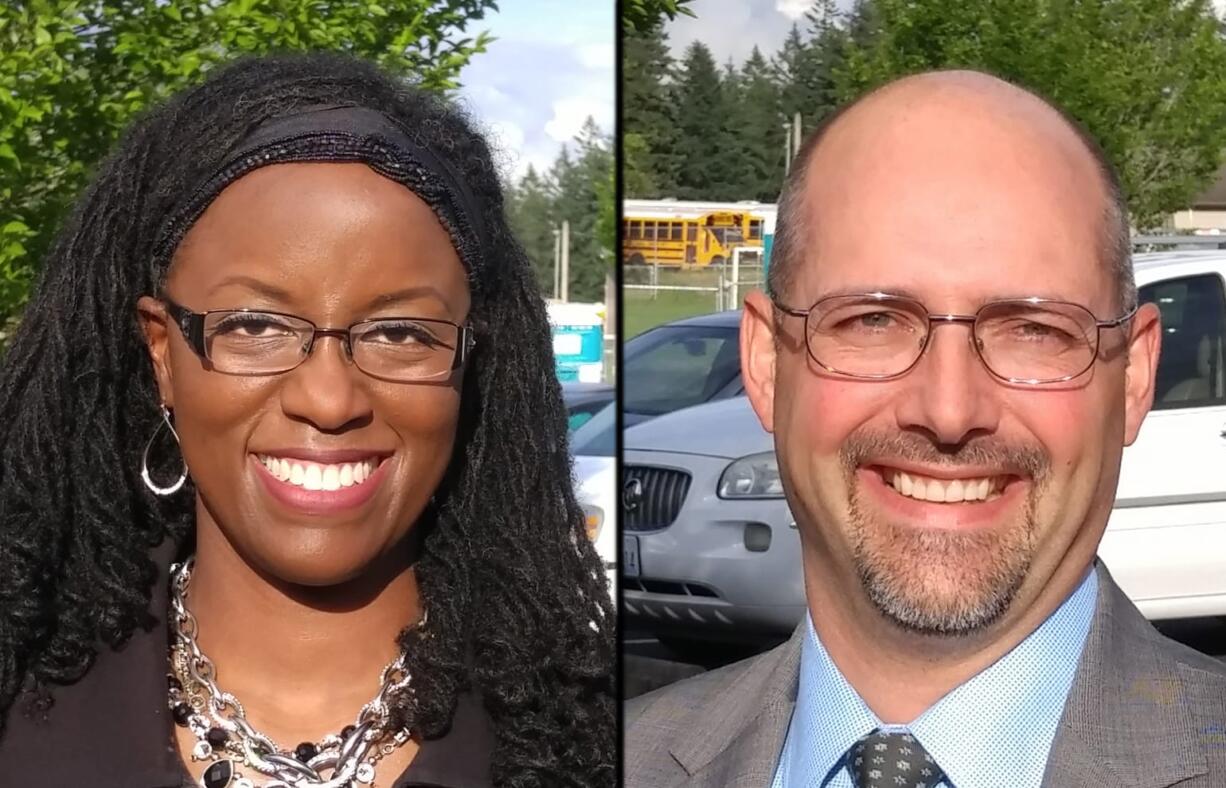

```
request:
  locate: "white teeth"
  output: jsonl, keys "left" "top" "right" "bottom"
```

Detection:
{"left": 257, "top": 455, "right": 380, "bottom": 492}
{"left": 887, "top": 470, "right": 1004, "bottom": 504}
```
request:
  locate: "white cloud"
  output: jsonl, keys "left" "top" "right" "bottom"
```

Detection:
{"left": 578, "top": 42, "right": 616, "bottom": 70}
{"left": 775, "top": 0, "right": 810, "bottom": 19}
{"left": 458, "top": 2, "right": 612, "bottom": 183}
{"left": 667, "top": 0, "right": 857, "bottom": 64}
{"left": 545, "top": 96, "right": 612, "bottom": 143}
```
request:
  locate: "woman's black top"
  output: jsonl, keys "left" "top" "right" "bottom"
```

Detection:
{"left": 0, "top": 543, "right": 495, "bottom": 788}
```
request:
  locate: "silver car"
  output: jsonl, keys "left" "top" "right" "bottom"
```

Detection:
{"left": 622, "top": 396, "right": 804, "bottom": 650}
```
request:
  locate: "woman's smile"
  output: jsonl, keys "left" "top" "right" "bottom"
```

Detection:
{"left": 249, "top": 449, "right": 393, "bottom": 515}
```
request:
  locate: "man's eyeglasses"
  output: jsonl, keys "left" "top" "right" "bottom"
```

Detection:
{"left": 162, "top": 299, "right": 474, "bottom": 383}
{"left": 772, "top": 292, "right": 1138, "bottom": 385}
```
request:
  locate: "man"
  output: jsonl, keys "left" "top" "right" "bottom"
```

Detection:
{"left": 624, "top": 70, "right": 1226, "bottom": 788}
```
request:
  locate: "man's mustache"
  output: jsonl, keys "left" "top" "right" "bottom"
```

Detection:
{"left": 839, "top": 427, "right": 1050, "bottom": 483}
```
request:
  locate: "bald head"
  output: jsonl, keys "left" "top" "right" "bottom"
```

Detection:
{"left": 769, "top": 70, "right": 1133, "bottom": 311}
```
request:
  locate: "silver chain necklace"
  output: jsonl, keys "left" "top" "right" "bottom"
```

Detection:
{"left": 167, "top": 556, "right": 418, "bottom": 788}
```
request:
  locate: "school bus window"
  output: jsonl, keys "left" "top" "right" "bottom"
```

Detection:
{"left": 749, "top": 220, "right": 762, "bottom": 240}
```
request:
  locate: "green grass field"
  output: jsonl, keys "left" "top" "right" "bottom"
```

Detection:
{"left": 623, "top": 265, "right": 762, "bottom": 337}
{"left": 625, "top": 290, "right": 722, "bottom": 338}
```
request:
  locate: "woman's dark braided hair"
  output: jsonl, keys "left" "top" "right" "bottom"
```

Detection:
{"left": 0, "top": 52, "right": 615, "bottom": 786}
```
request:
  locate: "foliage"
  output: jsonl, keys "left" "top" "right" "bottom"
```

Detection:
{"left": 622, "top": 21, "right": 679, "bottom": 198}
{"left": 504, "top": 119, "right": 613, "bottom": 304}
{"left": 730, "top": 46, "right": 785, "bottom": 201}
{"left": 673, "top": 41, "right": 736, "bottom": 199}
{"left": 622, "top": 0, "right": 695, "bottom": 34}
{"left": 623, "top": 0, "right": 1226, "bottom": 229}
{"left": 621, "top": 2, "right": 867, "bottom": 201}
{"left": 839, "top": 0, "right": 1226, "bottom": 228}
{"left": 0, "top": 0, "right": 496, "bottom": 327}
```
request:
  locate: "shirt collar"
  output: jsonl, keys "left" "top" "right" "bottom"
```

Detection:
{"left": 779, "top": 566, "right": 1098, "bottom": 788}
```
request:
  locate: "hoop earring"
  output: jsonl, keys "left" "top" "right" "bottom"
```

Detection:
{"left": 141, "top": 405, "right": 188, "bottom": 496}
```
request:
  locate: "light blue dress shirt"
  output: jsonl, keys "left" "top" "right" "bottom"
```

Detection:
{"left": 770, "top": 567, "right": 1098, "bottom": 788}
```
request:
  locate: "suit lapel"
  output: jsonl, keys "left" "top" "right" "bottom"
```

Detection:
{"left": 667, "top": 627, "right": 803, "bottom": 788}
{"left": 1042, "top": 563, "right": 1208, "bottom": 788}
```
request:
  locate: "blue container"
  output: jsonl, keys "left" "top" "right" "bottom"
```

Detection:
{"left": 553, "top": 323, "right": 604, "bottom": 382}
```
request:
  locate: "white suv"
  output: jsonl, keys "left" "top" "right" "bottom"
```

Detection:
{"left": 1101, "top": 250, "right": 1226, "bottom": 619}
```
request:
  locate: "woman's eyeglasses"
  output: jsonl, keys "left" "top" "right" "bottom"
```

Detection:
{"left": 162, "top": 299, "right": 474, "bottom": 382}
{"left": 772, "top": 292, "right": 1138, "bottom": 385}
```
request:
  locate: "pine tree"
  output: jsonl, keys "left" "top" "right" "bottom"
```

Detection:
{"left": 504, "top": 165, "right": 557, "bottom": 294}
{"left": 551, "top": 119, "right": 614, "bottom": 302}
{"left": 774, "top": 24, "right": 823, "bottom": 136}
{"left": 733, "top": 46, "right": 786, "bottom": 200}
{"left": 674, "top": 41, "right": 736, "bottom": 199}
{"left": 622, "top": 21, "right": 680, "bottom": 197}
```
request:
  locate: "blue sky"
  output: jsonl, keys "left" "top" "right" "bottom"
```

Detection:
{"left": 457, "top": 0, "right": 615, "bottom": 181}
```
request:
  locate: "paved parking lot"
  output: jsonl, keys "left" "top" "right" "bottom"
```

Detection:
{"left": 624, "top": 620, "right": 1226, "bottom": 699}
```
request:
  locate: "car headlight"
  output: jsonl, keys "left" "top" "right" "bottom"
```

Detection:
{"left": 581, "top": 503, "right": 604, "bottom": 541}
{"left": 718, "top": 451, "right": 785, "bottom": 499}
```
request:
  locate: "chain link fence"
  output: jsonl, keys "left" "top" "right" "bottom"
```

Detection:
{"left": 624, "top": 260, "right": 765, "bottom": 337}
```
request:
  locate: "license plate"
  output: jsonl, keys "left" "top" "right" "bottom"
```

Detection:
{"left": 622, "top": 535, "right": 641, "bottom": 579}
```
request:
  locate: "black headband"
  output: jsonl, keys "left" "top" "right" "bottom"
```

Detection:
{"left": 152, "top": 104, "right": 488, "bottom": 285}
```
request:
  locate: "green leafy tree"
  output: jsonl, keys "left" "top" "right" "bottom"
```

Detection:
{"left": 838, "top": 0, "right": 1226, "bottom": 228}
{"left": 622, "top": 0, "right": 695, "bottom": 34}
{"left": 0, "top": 0, "right": 496, "bottom": 329}
{"left": 622, "top": 20, "right": 679, "bottom": 197}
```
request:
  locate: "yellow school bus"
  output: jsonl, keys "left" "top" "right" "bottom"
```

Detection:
{"left": 622, "top": 200, "right": 769, "bottom": 267}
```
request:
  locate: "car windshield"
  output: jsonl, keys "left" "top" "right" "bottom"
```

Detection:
{"left": 624, "top": 323, "right": 741, "bottom": 416}
{"left": 571, "top": 401, "right": 615, "bottom": 457}
{"left": 562, "top": 386, "right": 614, "bottom": 434}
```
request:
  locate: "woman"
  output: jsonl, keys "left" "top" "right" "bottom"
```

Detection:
{"left": 0, "top": 52, "right": 615, "bottom": 787}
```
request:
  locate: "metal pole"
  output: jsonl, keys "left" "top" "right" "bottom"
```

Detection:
{"left": 793, "top": 112, "right": 802, "bottom": 158}
{"left": 604, "top": 270, "right": 617, "bottom": 382}
{"left": 731, "top": 246, "right": 741, "bottom": 308}
{"left": 783, "top": 123, "right": 793, "bottom": 174}
{"left": 552, "top": 227, "right": 560, "bottom": 300}
{"left": 560, "top": 220, "right": 570, "bottom": 303}
{"left": 653, "top": 226, "right": 659, "bottom": 300}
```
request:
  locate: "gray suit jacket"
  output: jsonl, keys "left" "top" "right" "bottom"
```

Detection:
{"left": 624, "top": 565, "right": 1226, "bottom": 787}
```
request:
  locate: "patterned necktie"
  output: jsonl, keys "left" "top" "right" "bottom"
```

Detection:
{"left": 848, "top": 729, "right": 947, "bottom": 788}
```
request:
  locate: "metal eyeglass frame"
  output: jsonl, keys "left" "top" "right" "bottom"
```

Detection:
{"left": 161, "top": 298, "right": 475, "bottom": 379}
{"left": 771, "top": 292, "right": 1139, "bottom": 385}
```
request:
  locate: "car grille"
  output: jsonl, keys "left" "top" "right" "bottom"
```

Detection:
{"left": 623, "top": 465, "right": 691, "bottom": 531}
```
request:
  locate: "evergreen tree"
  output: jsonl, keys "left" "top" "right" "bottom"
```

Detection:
{"left": 674, "top": 41, "right": 736, "bottom": 199}
{"left": 731, "top": 46, "right": 786, "bottom": 200}
{"left": 622, "top": 22, "right": 680, "bottom": 197}
{"left": 551, "top": 119, "right": 614, "bottom": 302}
{"left": 505, "top": 165, "right": 557, "bottom": 294}
{"left": 774, "top": 24, "right": 825, "bottom": 136}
